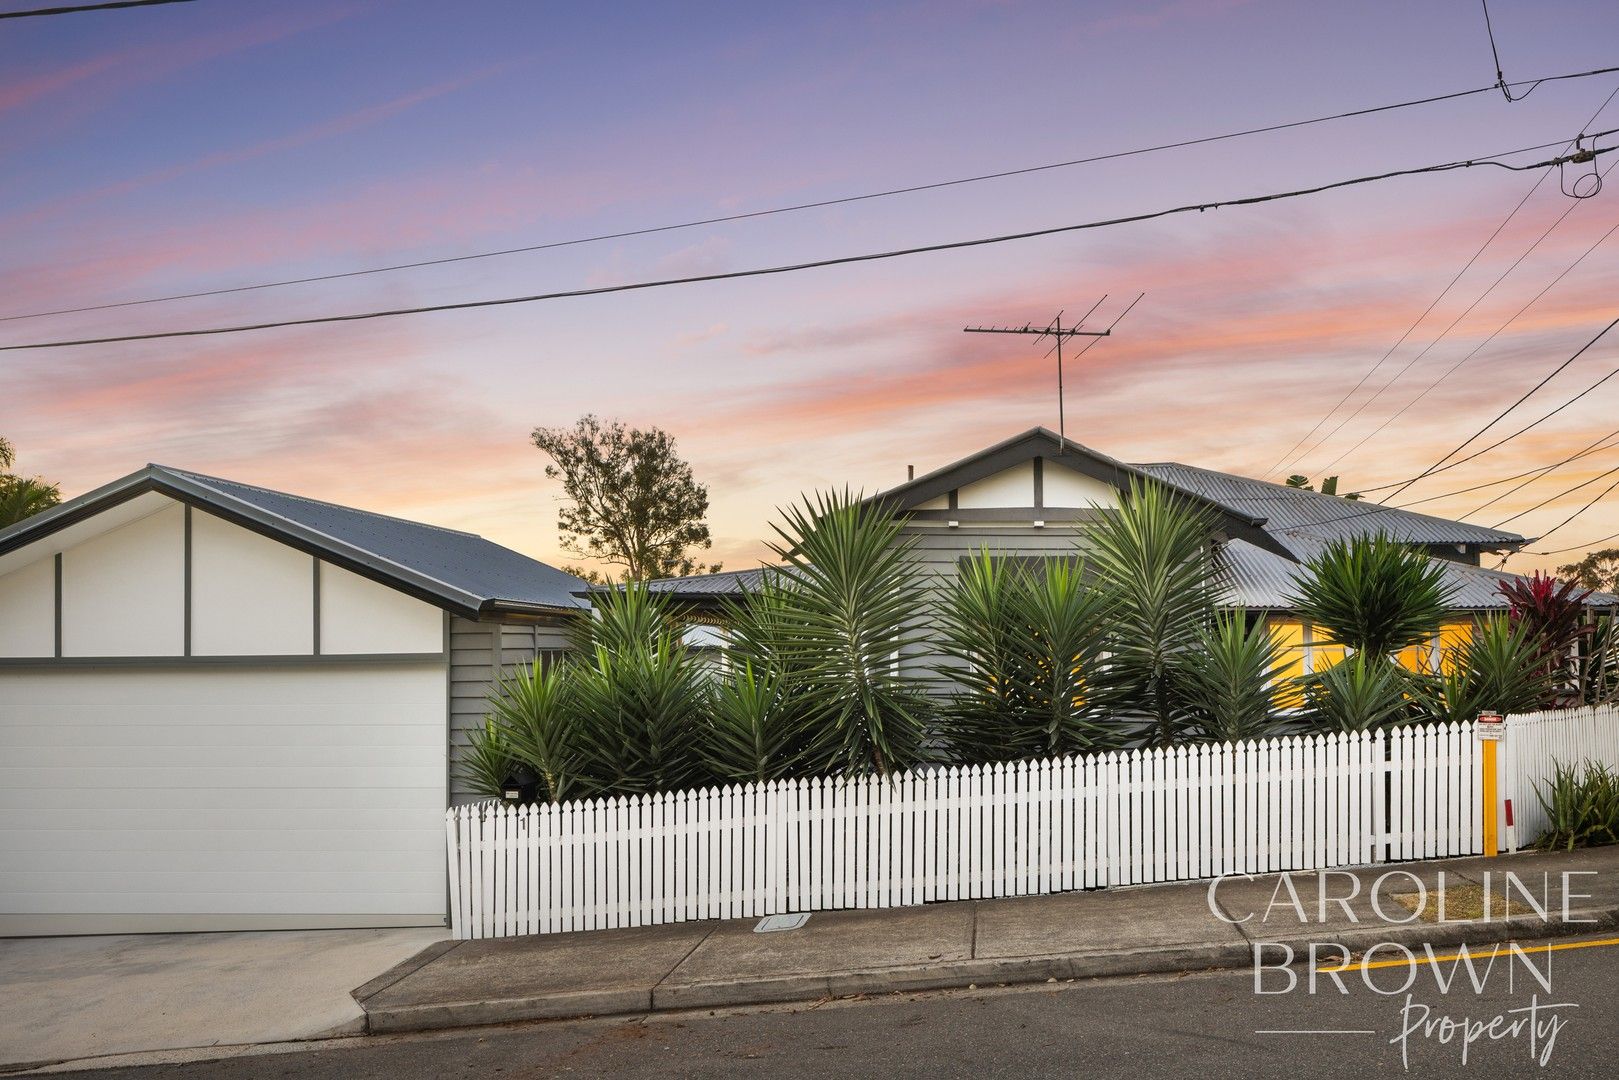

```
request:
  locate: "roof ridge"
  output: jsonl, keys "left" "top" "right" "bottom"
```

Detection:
{"left": 154, "top": 465, "right": 482, "bottom": 539}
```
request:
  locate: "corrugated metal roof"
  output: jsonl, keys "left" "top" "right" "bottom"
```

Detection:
{"left": 1215, "top": 536, "right": 1618, "bottom": 610}
{"left": 636, "top": 566, "right": 770, "bottom": 597}
{"left": 163, "top": 468, "right": 588, "bottom": 613}
{"left": 1136, "top": 462, "right": 1527, "bottom": 554}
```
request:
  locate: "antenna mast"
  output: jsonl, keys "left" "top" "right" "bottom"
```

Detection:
{"left": 963, "top": 293, "right": 1142, "bottom": 445}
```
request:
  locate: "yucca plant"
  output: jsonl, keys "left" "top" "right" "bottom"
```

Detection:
{"left": 1085, "top": 479, "right": 1216, "bottom": 746}
{"left": 1287, "top": 534, "right": 1454, "bottom": 660}
{"left": 571, "top": 635, "right": 709, "bottom": 795}
{"left": 761, "top": 490, "right": 933, "bottom": 776}
{"left": 1176, "top": 611, "right": 1292, "bottom": 743}
{"left": 1577, "top": 612, "right": 1619, "bottom": 704}
{"left": 702, "top": 659, "right": 809, "bottom": 783}
{"left": 456, "top": 718, "right": 522, "bottom": 800}
{"left": 568, "top": 580, "right": 709, "bottom": 795}
{"left": 1413, "top": 616, "right": 1554, "bottom": 726}
{"left": 936, "top": 551, "right": 1113, "bottom": 761}
{"left": 1298, "top": 652, "right": 1413, "bottom": 732}
{"left": 487, "top": 659, "right": 582, "bottom": 803}
{"left": 1533, "top": 760, "right": 1619, "bottom": 851}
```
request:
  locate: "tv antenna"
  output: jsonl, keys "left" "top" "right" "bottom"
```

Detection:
{"left": 964, "top": 293, "right": 1142, "bottom": 445}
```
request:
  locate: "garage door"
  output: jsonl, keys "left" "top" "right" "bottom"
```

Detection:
{"left": 0, "top": 663, "right": 447, "bottom": 936}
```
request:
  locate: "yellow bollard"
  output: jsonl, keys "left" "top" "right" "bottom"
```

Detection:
{"left": 1478, "top": 711, "right": 1503, "bottom": 857}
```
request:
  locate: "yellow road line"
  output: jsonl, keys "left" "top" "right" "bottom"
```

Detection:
{"left": 1320, "top": 935, "right": 1619, "bottom": 973}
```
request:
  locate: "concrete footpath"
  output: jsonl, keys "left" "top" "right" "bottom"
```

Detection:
{"left": 356, "top": 846, "right": 1619, "bottom": 1034}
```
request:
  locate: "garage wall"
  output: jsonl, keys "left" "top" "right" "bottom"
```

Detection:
{"left": 0, "top": 664, "right": 448, "bottom": 934}
{"left": 0, "top": 495, "right": 450, "bottom": 663}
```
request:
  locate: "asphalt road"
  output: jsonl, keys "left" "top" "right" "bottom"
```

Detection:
{"left": 48, "top": 935, "right": 1619, "bottom": 1079}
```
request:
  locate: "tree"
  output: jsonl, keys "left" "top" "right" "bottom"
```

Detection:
{"left": 532, "top": 415, "right": 720, "bottom": 582}
{"left": 1558, "top": 548, "right": 1619, "bottom": 593}
{"left": 0, "top": 436, "right": 61, "bottom": 529}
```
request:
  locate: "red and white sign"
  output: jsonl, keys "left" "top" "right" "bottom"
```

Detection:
{"left": 1476, "top": 711, "right": 1505, "bottom": 740}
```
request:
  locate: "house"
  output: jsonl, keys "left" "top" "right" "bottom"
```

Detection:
{"left": 0, "top": 465, "right": 585, "bottom": 936}
{"left": 637, "top": 427, "right": 1615, "bottom": 681}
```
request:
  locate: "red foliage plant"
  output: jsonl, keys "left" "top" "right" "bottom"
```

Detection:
{"left": 1497, "top": 571, "right": 1594, "bottom": 705}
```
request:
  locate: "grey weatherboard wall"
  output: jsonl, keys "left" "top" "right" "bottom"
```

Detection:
{"left": 448, "top": 616, "right": 573, "bottom": 803}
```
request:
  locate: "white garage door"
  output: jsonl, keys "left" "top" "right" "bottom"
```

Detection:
{"left": 0, "top": 663, "right": 447, "bottom": 936}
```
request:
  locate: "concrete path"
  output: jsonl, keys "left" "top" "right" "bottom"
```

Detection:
{"left": 358, "top": 846, "right": 1619, "bottom": 1033}
{"left": 0, "top": 926, "right": 447, "bottom": 1070}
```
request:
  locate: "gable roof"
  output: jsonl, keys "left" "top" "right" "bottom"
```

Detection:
{"left": 0, "top": 465, "right": 587, "bottom": 619}
{"left": 1136, "top": 461, "right": 1528, "bottom": 558}
{"left": 866, "top": 427, "right": 1294, "bottom": 558}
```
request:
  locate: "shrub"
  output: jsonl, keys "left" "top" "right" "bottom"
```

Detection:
{"left": 1298, "top": 653, "right": 1413, "bottom": 732}
{"left": 1498, "top": 571, "right": 1592, "bottom": 706}
{"left": 486, "top": 659, "right": 582, "bottom": 803}
{"left": 456, "top": 718, "right": 522, "bottom": 800}
{"left": 702, "top": 659, "right": 809, "bottom": 783}
{"left": 1534, "top": 760, "right": 1619, "bottom": 851}
{"left": 1085, "top": 480, "right": 1215, "bottom": 746}
{"left": 936, "top": 552, "right": 1113, "bottom": 761}
{"left": 1175, "top": 611, "right": 1292, "bottom": 743}
{"left": 1287, "top": 535, "right": 1453, "bottom": 661}
{"left": 758, "top": 490, "right": 934, "bottom": 776}
{"left": 567, "top": 581, "right": 709, "bottom": 795}
{"left": 1412, "top": 617, "right": 1553, "bottom": 726}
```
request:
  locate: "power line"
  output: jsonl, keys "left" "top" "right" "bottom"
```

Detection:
{"left": 1493, "top": 460, "right": 1619, "bottom": 527}
{"left": 1522, "top": 473, "right": 1619, "bottom": 546}
{"left": 1263, "top": 80, "right": 1619, "bottom": 480}
{"left": 6, "top": 63, "right": 1619, "bottom": 325}
{"left": 1379, "top": 310, "right": 1619, "bottom": 500}
{"left": 1480, "top": 0, "right": 1536, "bottom": 102}
{"left": 1396, "top": 428, "right": 1619, "bottom": 509}
{"left": 1316, "top": 204, "right": 1619, "bottom": 474}
{"left": 1533, "top": 527, "right": 1619, "bottom": 556}
{"left": 0, "top": 0, "right": 193, "bottom": 18}
{"left": 3, "top": 137, "right": 1611, "bottom": 353}
{"left": 1458, "top": 426, "right": 1619, "bottom": 517}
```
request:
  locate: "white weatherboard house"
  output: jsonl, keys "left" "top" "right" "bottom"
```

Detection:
{"left": 0, "top": 466, "right": 585, "bottom": 936}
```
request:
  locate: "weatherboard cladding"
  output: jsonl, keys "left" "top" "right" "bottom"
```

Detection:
{"left": 448, "top": 616, "right": 571, "bottom": 804}
{"left": 1134, "top": 462, "right": 1527, "bottom": 553}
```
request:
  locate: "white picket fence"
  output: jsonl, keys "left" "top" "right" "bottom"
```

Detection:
{"left": 1501, "top": 705, "right": 1619, "bottom": 850}
{"left": 448, "top": 722, "right": 1495, "bottom": 940}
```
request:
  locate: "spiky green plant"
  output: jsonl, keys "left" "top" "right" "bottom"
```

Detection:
{"left": 1287, "top": 535, "right": 1454, "bottom": 661}
{"left": 936, "top": 551, "right": 1113, "bottom": 761}
{"left": 571, "top": 635, "right": 709, "bottom": 795}
{"left": 1413, "top": 616, "right": 1554, "bottom": 726}
{"left": 1533, "top": 760, "right": 1619, "bottom": 851}
{"left": 760, "top": 490, "right": 933, "bottom": 776}
{"left": 702, "top": 659, "right": 808, "bottom": 783}
{"left": 456, "top": 718, "right": 521, "bottom": 800}
{"left": 1298, "top": 652, "right": 1413, "bottom": 732}
{"left": 1084, "top": 479, "right": 1216, "bottom": 746}
{"left": 573, "top": 579, "right": 678, "bottom": 656}
{"left": 1176, "top": 610, "right": 1291, "bottom": 743}
{"left": 487, "top": 659, "right": 582, "bottom": 803}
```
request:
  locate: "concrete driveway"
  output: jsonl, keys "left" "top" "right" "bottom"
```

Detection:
{"left": 0, "top": 927, "right": 446, "bottom": 1070}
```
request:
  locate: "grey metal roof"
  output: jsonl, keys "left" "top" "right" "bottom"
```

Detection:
{"left": 630, "top": 566, "right": 771, "bottom": 599}
{"left": 0, "top": 465, "right": 587, "bottom": 618}
{"left": 1215, "top": 536, "right": 1618, "bottom": 611}
{"left": 1137, "top": 461, "right": 1528, "bottom": 556}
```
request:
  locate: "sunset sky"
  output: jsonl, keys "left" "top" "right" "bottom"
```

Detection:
{"left": 4, "top": 0, "right": 1619, "bottom": 577}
